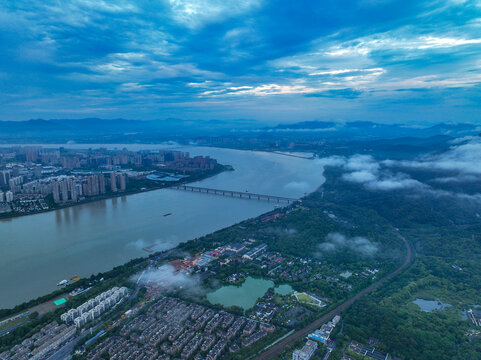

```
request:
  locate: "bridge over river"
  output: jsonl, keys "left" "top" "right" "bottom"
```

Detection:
{"left": 170, "top": 185, "right": 299, "bottom": 203}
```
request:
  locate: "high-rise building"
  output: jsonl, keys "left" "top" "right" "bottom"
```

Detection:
{"left": 61, "top": 156, "right": 80, "bottom": 169}
{"left": 110, "top": 173, "right": 117, "bottom": 192}
{"left": 75, "top": 183, "right": 83, "bottom": 197}
{"left": 9, "top": 176, "right": 23, "bottom": 189}
{"left": 5, "top": 191, "right": 14, "bottom": 203}
{"left": 24, "top": 147, "right": 40, "bottom": 162}
{"left": 53, "top": 182, "right": 61, "bottom": 203}
{"left": 40, "top": 151, "right": 60, "bottom": 165}
{"left": 69, "top": 180, "right": 78, "bottom": 202}
{"left": 60, "top": 180, "right": 69, "bottom": 202}
{"left": 119, "top": 174, "right": 126, "bottom": 191}
{"left": 292, "top": 340, "right": 317, "bottom": 360}
{"left": 86, "top": 176, "right": 92, "bottom": 196}
{"left": 86, "top": 175, "right": 100, "bottom": 196}
{"left": 93, "top": 175, "right": 100, "bottom": 195}
{"left": 0, "top": 170, "right": 11, "bottom": 187}
{"left": 99, "top": 174, "right": 106, "bottom": 194}
{"left": 82, "top": 183, "right": 88, "bottom": 198}
{"left": 34, "top": 166, "right": 42, "bottom": 178}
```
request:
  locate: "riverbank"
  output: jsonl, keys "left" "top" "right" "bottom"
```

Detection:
{"left": 0, "top": 164, "right": 410, "bottom": 360}
{"left": 1, "top": 147, "right": 324, "bottom": 309}
{"left": 0, "top": 165, "right": 229, "bottom": 221}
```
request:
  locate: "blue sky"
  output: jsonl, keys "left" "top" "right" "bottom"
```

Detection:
{"left": 1, "top": 0, "right": 480, "bottom": 123}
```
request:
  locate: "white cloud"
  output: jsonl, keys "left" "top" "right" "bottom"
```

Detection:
{"left": 331, "top": 137, "right": 481, "bottom": 201}
{"left": 74, "top": 53, "right": 222, "bottom": 85}
{"left": 342, "top": 165, "right": 427, "bottom": 191}
{"left": 344, "top": 155, "right": 380, "bottom": 172}
{"left": 324, "top": 34, "right": 481, "bottom": 57}
{"left": 133, "top": 264, "right": 202, "bottom": 293}
{"left": 418, "top": 36, "right": 481, "bottom": 49}
{"left": 119, "top": 82, "right": 152, "bottom": 92}
{"left": 126, "top": 236, "right": 181, "bottom": 252}
{"left": 284, "top": 181, "right": 311, "bottom": 192}
{"left": 187, "top": 81, "right": 213, "bottom": 87}
{"left": 400, "top": 137, "right": 481, "bottom": 175}
{"left": 201, "top": 83, "right": 319, "bottom": 96}
{"left": 75, "top": 0, "right": 138, "bottom": 13}
{"left": 326, "top": 47, "right": 371, "bottom": 57}
{"left": 308, "top": 68, "right": 384, "bottom": 76}
{"left": 379, "top": 74, "right": 481, "bottom": 90}
{"left": 432, "top": 174, "right": 480, "bottom": 183}
{"left": 339, "top": 154, "right": 429, "bottom": 191}
{"left": 314, "top": 156, "right": 346, "bottom": 167}
{"left": 267, "top": 23, "right": 481, "bottom": 95}
{"left": 126, "top": 238, "right": 149, "bottom": 250}
{"left": 342, "top": 170, "right": 378, "bottom": 183}
{"left": 168, "top": 0, "right": 261, "bottom": 28}
{"left": 365, "top": 176, "right": 426, "bottom": 191}
{"left": 318, "top": 232, "right": 378, "bottom": 257}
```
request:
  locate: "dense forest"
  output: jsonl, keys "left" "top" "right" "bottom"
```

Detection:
{"left": 319, "top": 167, "right": 481, "bottom": 360}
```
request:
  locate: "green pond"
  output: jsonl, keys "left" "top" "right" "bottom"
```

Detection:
{"left": 207, "top": 277, "right": 293, "bottom": 310}
{"left": 413, "top": 298, "right": 451, "bottom": 312}
{"left": 274, "top": 284, "right": 294, "bottom": 295}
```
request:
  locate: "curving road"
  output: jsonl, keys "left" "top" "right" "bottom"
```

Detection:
{"left": 256, "top": 229, "right": 412, "bottom": 360}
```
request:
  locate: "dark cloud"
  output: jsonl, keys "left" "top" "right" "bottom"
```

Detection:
{"left": 1, "top": 0, "right": 480, "bottom": 121}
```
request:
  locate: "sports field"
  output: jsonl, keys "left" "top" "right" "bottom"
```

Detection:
{"left": 293, "top": 292, "right": 324, "bottom": 307}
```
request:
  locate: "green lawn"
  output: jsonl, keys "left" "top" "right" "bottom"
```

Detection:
{"left": 294, "top": 292, "right": 324, "bottom": 307}
{"left": 0, "top": 317, "right": 28, "bottom": 332}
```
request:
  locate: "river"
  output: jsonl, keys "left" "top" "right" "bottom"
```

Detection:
{"left": 0, "top": 145, "right": 325, "bottom": 309}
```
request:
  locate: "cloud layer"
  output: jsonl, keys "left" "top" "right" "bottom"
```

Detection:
{"left": 341, "top": 154, "right": 428, "bottom": 191}
{"left": 1, "top": 0, "right": 481, "bottom": 122}
{"left": 328, "top": 137, "right": 481, "bottom": 202}
{"left": 400, "top": 137, "right": 481, "bottom": 175}
{"left": 318, "top": 232, "right": 378, "bottom": 257}
{"left": 134, "top": 264, "right": 202, "bottom": 293}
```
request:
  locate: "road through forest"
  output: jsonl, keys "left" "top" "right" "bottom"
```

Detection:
{"left": 256, "top": 229, "right": 413, "bottom": 360}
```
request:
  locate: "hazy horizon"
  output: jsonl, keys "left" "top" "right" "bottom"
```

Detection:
{"left": 1, "top": 118, "right": 481, "bottom": 128}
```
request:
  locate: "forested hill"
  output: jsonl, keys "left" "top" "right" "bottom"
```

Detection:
{"left": 0, "top": 119, "right": 478, "bottom": 144}
{"left": 319, "top": 167, "right": 481, "bottom": 360}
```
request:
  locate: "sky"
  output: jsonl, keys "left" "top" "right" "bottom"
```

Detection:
{"left": 1, "top": 0, "right": 481, "bottom": 124}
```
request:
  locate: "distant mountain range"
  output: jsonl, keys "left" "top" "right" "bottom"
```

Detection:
{"left": 267, "top": 120, "right": 479, "bottom": 139}
{"left": 0, "top": 118, "right": 259, "bottom": 143}
{"left": 0, "top": 118, "right": 478, "bottom": 143}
